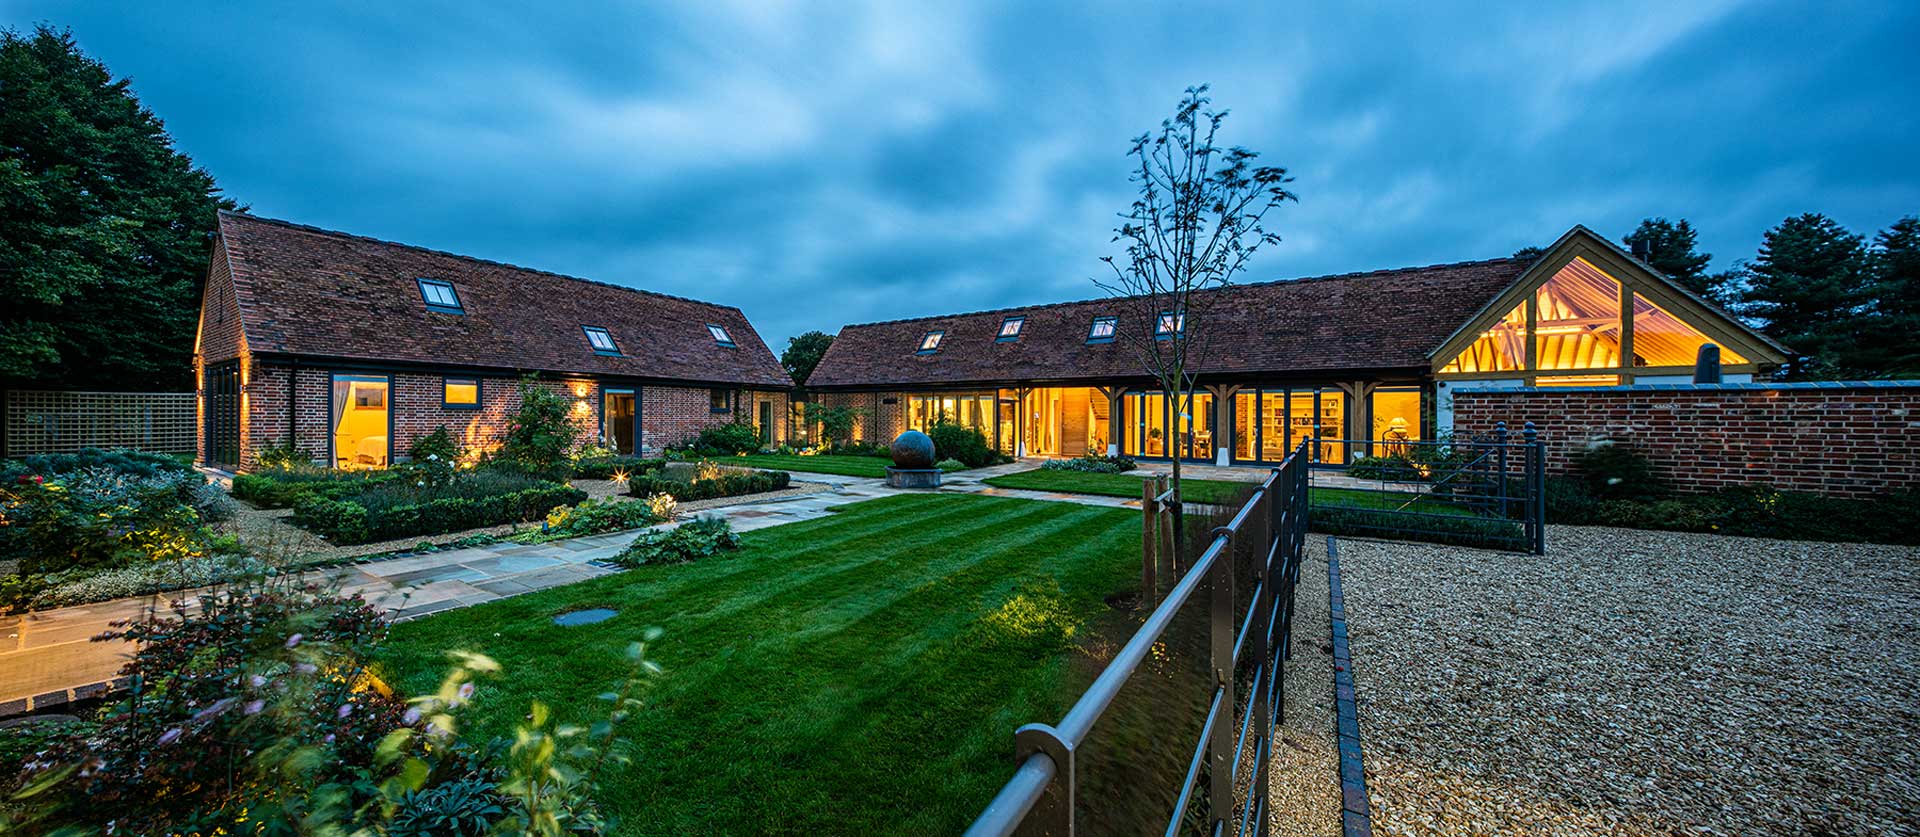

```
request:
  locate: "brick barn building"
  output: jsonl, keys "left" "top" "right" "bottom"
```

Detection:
{"left": 804, "top": 226, "right": 1790, "bottom": 466}
{"left": 193, "top": 211, "right": 791, "bottom": 472}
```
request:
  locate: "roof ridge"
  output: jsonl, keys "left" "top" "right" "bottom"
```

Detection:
{"left": 834, "top": 255, "right": 1525, "bottom": 330}
{"left": 217, "top": 209, "right": 745, "bottom": 314}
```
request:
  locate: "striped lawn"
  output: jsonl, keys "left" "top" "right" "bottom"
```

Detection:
{"left": 376, "top": 494, "right": 1141, "bottom": 835}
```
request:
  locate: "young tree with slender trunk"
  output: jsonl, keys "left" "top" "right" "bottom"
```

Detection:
{"left": 1093, "top": 84, "right": 1295, "bottom": 512}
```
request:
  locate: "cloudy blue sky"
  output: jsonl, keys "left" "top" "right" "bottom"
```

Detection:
{"left": 9, "top": 1, "right": 1918, "bottom": 349}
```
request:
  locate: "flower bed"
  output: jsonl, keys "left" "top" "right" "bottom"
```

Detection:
{"left": 291, "top": 471, "right": 587, "bottom": 545}
{"left": 625, "top": 462, "right": 790, "bottom": 502}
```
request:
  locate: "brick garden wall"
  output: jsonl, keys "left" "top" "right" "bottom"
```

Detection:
{"left": 1451, "top": 382, "right": 1920, "bottom": 499}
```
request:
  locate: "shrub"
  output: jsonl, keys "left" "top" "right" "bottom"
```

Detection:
{"left": 9, "top": 554, "right": 272, "bottom": 612}
{"left": 690, "top": 422, "right": 761, "bottom": 455}
{"left": 1, "top": 447, "right": 192, "bottom": 480}
{"left": 500, "top": 377, "right": 581, "bottom": 472}
{"left": 625, "top": 467, "right": 790, "bottom": 502}
{"left": 612, "top": 516, "right": 740, "bottom": 567}
{"left": 192, "top": 481, "right": 240, "bottom": 524}
{"left": 1573, "top": 440, "right": 1663, "bottom": 501}
{"left": 253, "top": 438, "right": 309, "bottom": 471}
{"left": 801, "top": 402, "right": 867, "bottom": 447}
{"left": 571, "top": 455, "right": 666, "bottom": 480}
{"left": 230, "top": 467, "right": 398, "bottom": 508}
{"left": 1545, "top": 476, "right": 1919, "bottom": 545}
{"left": 1042, "top": 454, "right": 1137, "bottom": 474}
{"left": 927, "top": 421, "right": 997, "bottom": 468}
{"left": 535, "top": 497, "right": 668, "bottom": 539}
{"left": 388, "top": 778, "right": 504, "bottom": 837}
{"left": 1345, "top": 453, "right": 1426, "bottom": 482}
{"left": 936, "top": 458, "right": 967, "bottom": 472}
{"left": 826, "top": 440, "right": 891, "bottom": 458}
{"left": 408, "top": 425, "right": 464, "bottom": 463}
{"left": 1, "top": 467, "right": 210, "bottom": 574}
{"left": 292, "top": 476, "right": 587, "bottom": 545}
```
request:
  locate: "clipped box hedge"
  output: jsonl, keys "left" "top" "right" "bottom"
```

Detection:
{"left": 626, "top": 469, "right": 790, "bottom": 502}
{"left": 292, "top": 483, "right": 587, "bottom": 545}
{"left": 571, "top": 456, "right": 667, "bottom": 480}
{"left": 231, "top": 469, "right": 398, "bottom": 509}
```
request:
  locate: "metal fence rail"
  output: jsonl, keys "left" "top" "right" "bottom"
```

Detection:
{"left": 3, "top": 390, "right": 197, "bottom": 458}
{"left": 968, "top": 440, "right": 1311, "bottom": 836}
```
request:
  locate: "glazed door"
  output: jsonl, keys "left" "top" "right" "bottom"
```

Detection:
{"left": 204, "top": 361, "right": 241, "bottom": 469}
{"left": 604, "top": 389, "right": 637, "bottom": 455}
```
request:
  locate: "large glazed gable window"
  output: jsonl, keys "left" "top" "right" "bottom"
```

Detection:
{"left": 582, "top": 326, "right": 621, "bottom": 356}
{"left": 1631, "top": 293, "right": 1746, "bottom": 366}
{"left": 1440, "top": 301, "right": 1525, "bottom": 373}
{"left": 416, "top": 278, "right": 464, "bottom": 314}
{"left": 1534, "top": 258, "right": 1623, "bottom": 371}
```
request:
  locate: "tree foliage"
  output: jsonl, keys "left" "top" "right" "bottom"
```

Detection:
{"left": 1093, "top": 84, "right": 1294, "bottom": 497}
{"left": 0, "top": 25, "right": 237, "bottom": 390}
{"left": 780, "top": 330, "right": 834, "bottom": 385}
{"left": 1865, "top": 216, "right": 1920, "bottom": 376}
{"left": 1623, "top": 217, "right": 1715, "bottom": 297}
{"left": 1734, "top": 213, "right": 1872, "bottom": 377}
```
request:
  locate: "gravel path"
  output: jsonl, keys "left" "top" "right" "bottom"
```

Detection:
{"left": 1267, "top": 535, "right": 1343, "bottom": 836}
{"left": 1338, "top": 525, "right": 1920, "bottom": 836}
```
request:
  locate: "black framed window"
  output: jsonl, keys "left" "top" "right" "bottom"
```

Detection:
{"left": 917, "top": 330, "right": 945, "bottom": 354}
{"left": 1087, "top": 316, "right": 1117, "bottom": 343}
{"left": 442, "top": 377, "right": 480, "bottom": 409}
{"left": 417, "top": 278, "right": 464, "bottom": 314}
{"left": 582, "top": 326, "right": 621, "bottom": 356}
{"left": 997, "top": 316, "right": 1025, "bottom": 341}
{"left": 710, "top": 387, "right": 733, "bottom": 414}
{"left": 707, "top": 323, "right": 735, "bottom": 346}
{"left": 1155, "top": 310, "right": 1185, "bottom": 339}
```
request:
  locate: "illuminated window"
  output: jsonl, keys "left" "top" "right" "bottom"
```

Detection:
{"left": 417, "top": 278, "right": 463, "bottom": 314}
{"left": 1535, "top": 375, "right": 1620, "bottom": 387}
{"left": 582, "top": 326, "right": 620, "bottom": 356}
{"left": 997, "top": 316, "right": 1025, "bottom": 341}
{"left": 1155, "top": 311, "right": 1185, "bottom": 339}
{"left": 1441, "top": 301, "right": 1526, "bottom": 373}
{"left": 442, "top": 377, "right": 479, "bottom": 409}
{"left": 710, "top": 388, "right": 733, "bottom": 414}
{"left": 1087, "top": 316, "right": 1117, "bottom": 343}
{"left": 707, "top": 324, "right": 735, "bottom": 346}
{"left": 332, "top": 374, "right": 390, "bottom": 470}
{"left": 1535, "top": 258, "right": 1623, "bottom": 371}
{"left": 1369, "top": 388, "right": 1421, "bottom": 458}
{"left": 917, "top": 331, "right": 944, "bottom": 354}
{"left": 1630, "top": 294, "right": 1746, "bottom": 366}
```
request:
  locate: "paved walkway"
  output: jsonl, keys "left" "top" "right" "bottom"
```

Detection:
{"left": 2, "top": 460, "right": 1143, "bottom": 713}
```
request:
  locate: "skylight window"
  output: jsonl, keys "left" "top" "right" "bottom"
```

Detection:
{"left": 1156, "top": 311, "right": 1186, "bottom": 339}
{"left": 417, "top": 278, "right": 463, "bottom": 314}
{"left": 997, "top": 316, "right": 1025, "bottom": 341}
{"left": 917, "top": 330, "right": 945, "bottom": 354}
{"left": 707, "top": 323, "right": 736, "bottom": 346}
{"left": 1087, "top": 316, "right": 1117, "bottom": 343}
{"left": 582, "top": 326, "right": 621, "bottom": 356}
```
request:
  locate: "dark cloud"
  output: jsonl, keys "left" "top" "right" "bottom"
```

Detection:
{"left": 9, "top": 1, "right": 1917, "bottom": 349}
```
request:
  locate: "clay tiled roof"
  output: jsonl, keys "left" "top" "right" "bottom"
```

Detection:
{"left": 216, "top": 212, "right": 789, "bottom": 387}
{"left": 806, "top": 258, "right": 1529, "bottom": 388}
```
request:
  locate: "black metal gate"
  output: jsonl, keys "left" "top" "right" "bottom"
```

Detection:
{"left": 204, "top": 361, "right": 241, "bottom": 469}
{"left": 1310, "top": 421, "right": 1546, "bottom": 554}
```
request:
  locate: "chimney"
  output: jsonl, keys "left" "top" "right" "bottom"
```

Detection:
{"left": 1693, "top": 344, "right": 1723, "bottom": 384}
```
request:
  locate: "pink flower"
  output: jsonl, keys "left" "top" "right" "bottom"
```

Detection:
{"left": 455, "top": 682, "right": 476, "bottom": 704}
{"left": 402, "top": 707, "right": 421, "bottom": 724}
{"left": 284, "top": 633, "right": 303, "bottom": 649}
{"left": 249, "top": 674, "right": 268, "bottom": 688}
{"left": 244, "top": 700, "right": 265, "bottom": 716}
{"left": 337, "top": 703, "right": 354, "bottom": 719}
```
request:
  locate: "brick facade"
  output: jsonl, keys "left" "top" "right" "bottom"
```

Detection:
{"left": 224, "top": 366, "right": 789, "bottom": 471}
{"left": 1452, "top": 382, "right": 1920, "bottom": 499}
{"left": 816, "top": 390, "right": 907, "bottom": 444}
{"left": 193, "top": 246, "right": 245, "bottom": 464}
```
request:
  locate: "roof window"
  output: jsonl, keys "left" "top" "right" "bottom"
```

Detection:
{"left": 997, "top": 316, "right": 1025, "bottom": 342}
{"left": 583, "top": 326, "right": 621, "bottom": 356}
{"left": 917, "top": 330, "right": 945, "bottom": 354}
{"left": 707, "top": 323, "right": 736, "bottom": 346}
{"left": 417, "top": 278, "right": 463, "bottom": 314}
{"left": 1087, "top": 316, "right": 1117, "bottom": 344}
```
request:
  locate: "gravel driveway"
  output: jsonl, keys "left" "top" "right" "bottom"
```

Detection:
{"left": 1338, "top": 525, "right": 1920, "bottom": 836}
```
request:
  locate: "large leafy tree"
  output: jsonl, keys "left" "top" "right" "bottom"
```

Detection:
{"left": 1735, "top": 213, "right": 1871, "bottom": 378}
{"left": 0, "top": 25, "right": 236, "bottom": 391}
{"left": 1623, "top": 218, "right": 1716, "bottom": 297}
{"left": 780, "top": 330, "right": 834, "bottom": 385}
{"left": 1862, "top": 216, "right": 1920, "bottom": 376}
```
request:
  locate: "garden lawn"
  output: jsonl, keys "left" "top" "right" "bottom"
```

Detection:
{"left": 983, "top": 469, "right": 1479, "bottom": 516}
{"left": 377, "top": 494, "right": 1141, "bottom": 835}
{"left": 719, "top": 453, "right": 892, "bottom": 478}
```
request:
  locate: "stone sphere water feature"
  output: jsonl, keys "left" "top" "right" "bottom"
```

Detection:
{"left": 885, "top": 430, "right": 942, "bottom": 488}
